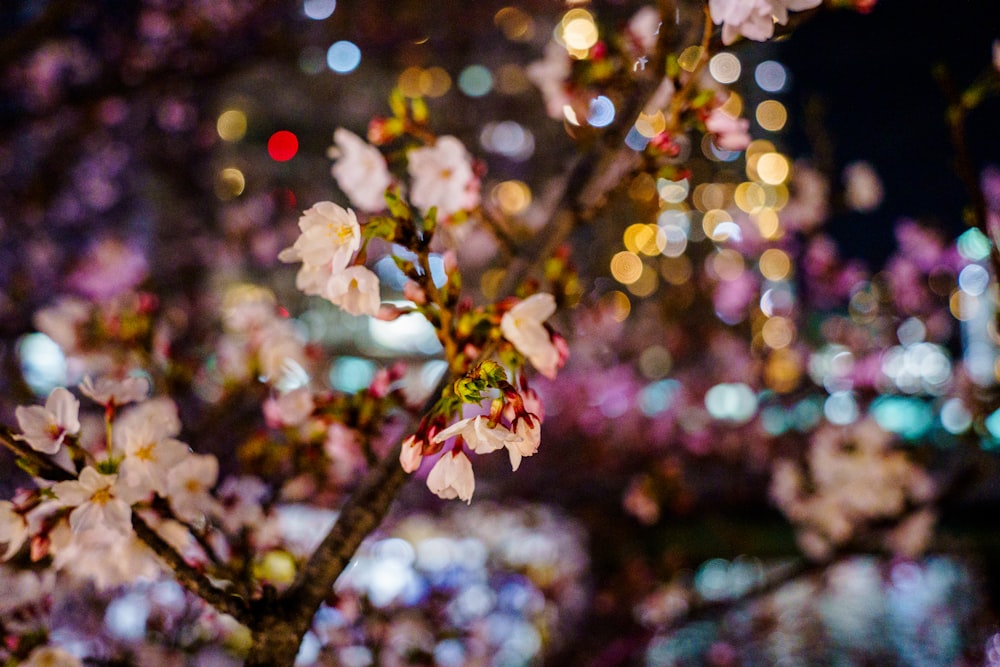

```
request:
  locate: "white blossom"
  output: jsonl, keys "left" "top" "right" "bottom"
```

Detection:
{"left": 326, "top": 265, "right": 381, "bottom": 317}
{"left": 709, "top": 0, "right": 822, "bottom": 45}
{"left": 426, "top": 450, "right": 475, "bottom": 503}
{"left": 14, "top": 387, "right": 80, "bottom": 454}
{"left": 52, "top": 467, "right": 132, "bottom": 536}
{"left": 115, "top": 419, "right": 189, "bottom": 501}
{"left": 0, "top": 500, "right": 28, "bottom": 560}
{"left": 433, "top": 416, "right": 517, "bottom": 454}
{"left": 330, "top": 128, "right": 393, "bottom": 212}
{"left": 278, "top": 201, "right": 361, "bottom": 282}
{"left": 500, "top": 293, "right": 560, "bottom": 379}
{"left": 407, "top": 136, "right": 479, "bottom": 217}
{"left": 79, "top": 375, "right": 150, "bottom": 407}
{"left": 507, "top": 418, "right": 541, "bottom": 472}
{"left": 526, "top": 40, "right": 572, "bottom": 120}
{"left": 166, "top": 453, "right": 219, "bottom": 522}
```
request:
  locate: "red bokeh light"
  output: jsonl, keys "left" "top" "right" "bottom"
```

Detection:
{"left": 267, "top": 130, "right": 299, "bottom": 161}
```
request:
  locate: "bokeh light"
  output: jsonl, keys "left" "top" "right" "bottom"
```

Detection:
{"left": 709, "top": 53, "right": 741, "bottom": 84}
{"left": 267, "top": 130, "right": 299, "bottom": 161}
{"left": 755, "top": 100, "right": 787, "bottom": 132}
{"left": 327, "top": 40, "right": 361, "bottom": 73}
{"left": 303, "top": 0, "right": 336, "bottom": 20}
{"left": 755, "top": 60, "right": 787, "bottom": 92}
{"left": 216, "top": 109, "right": 247, "bottom": 142}
{"left": 588, "top": 96, "right": 615, "bottom": 128}
{"left": 458, "top": 65, "right": 493, "bottom": 97}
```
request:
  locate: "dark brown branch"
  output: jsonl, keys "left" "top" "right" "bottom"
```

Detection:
{"left": 132, "top": 512, "right": 252, "bottom": 626}
{"left": 0, "top": 425, "right": 74, "bottom": 482}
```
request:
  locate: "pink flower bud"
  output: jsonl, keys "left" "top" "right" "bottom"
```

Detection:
{"left": 403, "top": 281, "right": 427, "bottom": 305}
{"left": 399, "top": 435, "right": 424, "bottom": 473}
{"left": 442, "top": 250, "right": 458, "bottom": 274}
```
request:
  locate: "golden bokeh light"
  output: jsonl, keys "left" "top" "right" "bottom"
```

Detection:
{"left": 762, "top": 316, "right": 795, "bottom": 349}
{"left": 759, "top": 248, "right": 792, "bottom": 281}
{"left": 603, "top": 290, "right": 631, "bottom": 322}
{"left": 756, "top": 100, "right": 788, "bottom": 132}
{"left": 702, "top": 208, "right": 733, "bottom": 240}
{"left": 215, "top": 167, "right": 246, "bottom": 199}
{"left": 754, "top": 208, "right": 781, "bottom": 239}
{"left": 635, "top": 110, "right": 667, "bottom": 138}
{"left": 757, "top": 152, "right": 790, "bottom": 185}
{"left": 494, "top": 7, "right": 535, "bottom": 41}
{"left": 693, "top": 183, "right": 728, "bottom": 211}
{"left": 627, "top": 264, "right": 659, "bottom": 297}
{"left": 561, "top": 9, "right": 599, "bottom": 51}
{"left": 611, "top": 251, "right": 644, "bottom": 285}
{"left": 217, "top": 109, "right": 247, "bottom": 142}
{"left": 492, "top": 180, "right": 532, "bottom": 215}
{"left": 419, "top": 67, "right": 452, "bottom": 97}
{"left": 765, "top": 348, "right": 802, "bottom": 392}
{"left": 735, "top": 182, "right": 767, "bottom": 213}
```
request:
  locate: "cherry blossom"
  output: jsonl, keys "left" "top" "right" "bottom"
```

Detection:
{"left": 704, "top": 107, "right": 751, "bottom": 151}
{"left": 0, "top": 500, "right": 29, "bottom": 560}
{"left": 325, "top": 265, "right": 381, "bottom": 317}
{"left": 79, "top": 375, "right": 150, "bottom": 407}
{"left": 329, "top": 128, "right": 393, "bottom": 212}
{"left": 399, "top": 434, "right": 424, "bottom": 473}
{"left": 115, "top": 419, "right": 189, "bottom": 501}
{"left": 433, "top": 415, "right": 517, "bottom": 454}
{"left": 278, "top": 201, "right": 361, "bottom": 294}
{"left": 506, "top": 417, "right": 541, "bottom": 471}
{"left": 525, "top": 40, "right": 572, "bottom": 120}
{"left": 166, "top": 453, "right": 219, "bottom": 522}
{"left": 500, "top": 293, "right": 560, "bottom": 379}
{"left": 426, "top": 450, "right": 475, "bottom": 503}
{"left": 407, "top": 136, "right": 479, "bottom": 217}
{"left": 709, "top": 0, "right": 822, "bottom": 45}
{"left": 14, "top": 386, "right": 80, "bottom": 454}
{"left": 52, "top": 467, "right": 132, "bottom": 536}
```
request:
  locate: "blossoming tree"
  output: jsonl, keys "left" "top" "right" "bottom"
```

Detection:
{"left": 1, "top": 0, "right": 999, "bottom": 665}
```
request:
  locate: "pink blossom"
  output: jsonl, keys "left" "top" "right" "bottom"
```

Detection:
{"left": 704, "top": 108, "right": 751, "bottom": 151}
{"left": 14, "top": 387, "right": 80, "bottom": 454}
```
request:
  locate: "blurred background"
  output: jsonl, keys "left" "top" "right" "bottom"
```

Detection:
{"left": 1, "top": 0, "right": 1000, "bottom": 665}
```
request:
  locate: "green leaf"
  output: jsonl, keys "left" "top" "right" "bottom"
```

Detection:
{"left": 385, "top": 188, "right": 412, "bottom": 221}
{"left": 364, "top": 215, "right": 398, "bottom": 241}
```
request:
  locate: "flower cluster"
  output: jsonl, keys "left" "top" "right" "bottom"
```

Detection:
{"left": 1, "top": 378, "right": 221, "bottom": 589}
{"left": 397, "top": 291, "right": 566, "bottom": 504}
{"left": 770, "top": 419, "right": 936, "bottom": 559}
